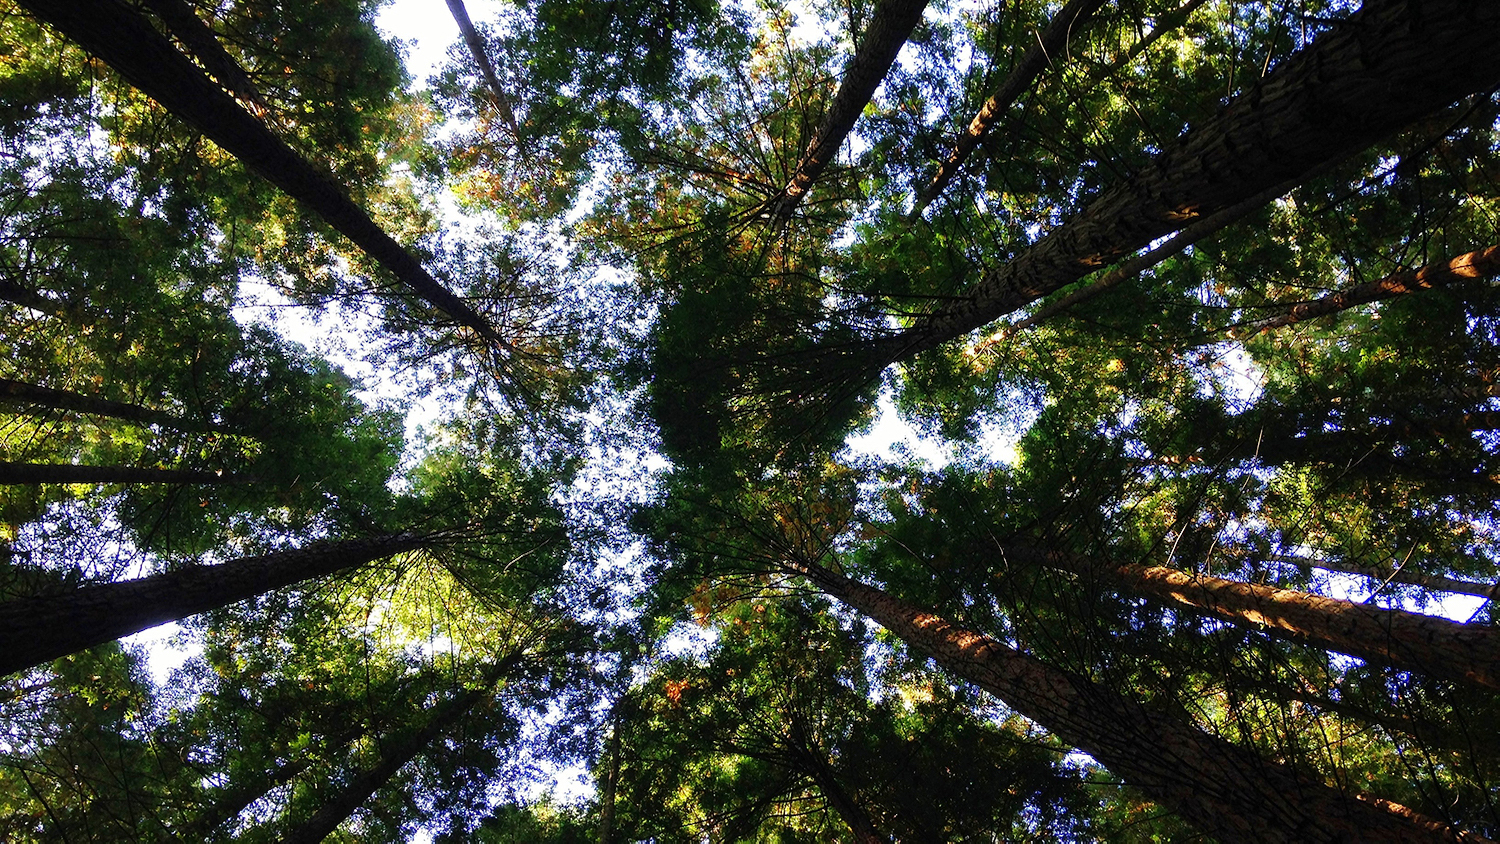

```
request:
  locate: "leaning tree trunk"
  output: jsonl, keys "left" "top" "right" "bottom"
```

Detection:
{"left": 786, "top": 726, "right": 890, "bottom": 844}
{"left": 167, "top": 756, "right": 313, "bottom": 842}
{"left": 0, "top": 279, "right": 63, "bottom": 313}
{"left": 446, "top": 0, "right": 526, "bottom": 155}
{"left": 795, "top": 561, "right": 1489, "bottom": 843}
{"left": 1233, "top": 246, "right": 1500, "bottom": 335}
{"left": 16, "top": 0, "right": 506, "bottom": 349}
{"left": 0, "top": 378, "right": 228, "bottom": 434}
{"left": 909, "top": 0, "right": 1107, "bottom": 217}
{"left": 0, "top": 462, "right": 239, "bottom": 485}
{"left": 1301, "top": 556, "right": 1500, "bottom": 604}
{"left": 0, "top": 532, "right": 434, "bottom": 676}
{"left": 138, "top": 0, "right": 266, "bottom": 109}
{"left": 766, "top": 0, "right": 929, "bottom": 219}
{"left": 1009, "top": 545, "right": 1500, "bottom": 692}
{"left": 280, "top": 655, "right": 521, "bottom": 844}
{"left": 872, "top": 0, "right": 1500, "bottom": 363}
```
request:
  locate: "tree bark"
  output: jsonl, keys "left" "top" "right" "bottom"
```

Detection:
{"left": 0, "top": 279, "right": 63, "bottom": 314}
{"left": 0, "top": 462, "right": 238, "bottom": 485}
{"left": 16, "top": 0, "right": 506, "bottom": 349}
{"left": 795, "top": 561, "right": 1489, "bottom": 843}
{"left": 766, "top": 0, "right": 929, "bottom": 219}
{"left": 786, "top": 725, "right": 889, "bottom": 844}
{"left": 1234, "top": 246, "right": 1500, "bottom": 335}
{"left": 168, "top": 756, "right": 313, "bottom": 842}
{"left": 909, "top": 0, "right": 1107, "bottom": 218}
{"left": 872, "top": 0, "right": 1500, "bottom": 363}
{"left": 0, "top": 532, "right": 433, "bottom": 676}
{"left": 138, "top": 0, "right": 266, "bottom": 110}
{"left": 1010, "top": 546, "right": 1500, "bottom": 692}
{"left": 0, "top": 378, "right": 228, "bottom": 434}
{"left": 1300, "top": 556, "right": 1500, "bottom": 603}
{"left": 279, "top": 654, "right": 520, "bottom": 844}
{"left": 445, "top": 0, "right": 526, "bottom": 155}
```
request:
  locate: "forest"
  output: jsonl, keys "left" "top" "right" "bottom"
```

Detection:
{"left": 2, "top": 0, "right": 1499, "bottom": 840}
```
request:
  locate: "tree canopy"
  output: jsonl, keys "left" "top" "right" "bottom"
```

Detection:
{"left": 4, "top": 0, "right": 1500, "bottom": 840}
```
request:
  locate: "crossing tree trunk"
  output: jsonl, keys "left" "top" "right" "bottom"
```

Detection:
{"left": 280, "top": 655, "right": 521, "bottom": 844}
{"left": 0, "top": 462, "right": 239, "bottom": 485}
{"left": 795, "top": 560, "right": 1490, "bottom": 843}
{"left": 0, "top": 533, "right": 435, "bottom": 676}
{"left": 766, "top": 0, "right": 929, "bottom": 218}
{"left": 0, "top": 378, "right": 228, "bottom": 434}
{"left": 910, "top": 0, "right": 1107, "bottom": 217}
{"left": 1008, "top": 545, "right": 1500, "bottom": 691}
{"left": 870, "top": 0, "right": 1500, "bottom": 363}
{"left": 16, "top": 0, "right": 507, "bottom": 349}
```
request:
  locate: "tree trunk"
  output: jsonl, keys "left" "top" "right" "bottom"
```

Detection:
{"left": 0, "top": 462, "right": 239, "bottom": 485}
{"left": 279, "top": 655, "right": 520, "bottom": 844}
{"left": 1012, "top": 546, "right": 1500, "bottom": 691}
{"left": 873, "top": 0, "right": 1500, "bottom": 363}
{"left": 0, "top": 532, "right": 433, "bottom": 676}
{"left": 168, "top": 756, "right": 313, "bottom": 842}
{"left": 1233, "top": 246, "right": 1500, "bottom": 335}
{"left": 909, "top": 0, "right": 1107, "bottom": 217}
{"left": 786, "top": 726, "right": 889, "bottom": 844}
{"left": 0, "top": 378, "right": 227, "bottom": 434}
{"left": 0, "top": 279, "right": 63, "bottom": 314}
{"left": 16, "top": 0, "right": 506, "bottom": 349}
{"left": 445, "top": 0, "right": 526, "bottom": 155}
{"left": 795, "top": 561, "right": 1488, "bottom": 843}
{"left": 1301, "top": 556, "right": 1500, "bottom": 603}
{"left": 597, "top": 709, "right": 621, "bottom": 844}
{"left": 766, "top": 0, "right": 929, "bottom": 219}
{"left": 138, "top": 0, "right": 266, "bottom": 110}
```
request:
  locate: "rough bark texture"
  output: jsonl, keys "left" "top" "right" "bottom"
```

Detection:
{"left": 910, "top": 0, "right": 1107, "bottom": 217}
{"left": 1013, "top": 546, "right": 1500, "bottom": 691}
{"left": 446, "top": 0, "right": 526, "bottom": 154}
{"left": 0, "top": 533, "right": 431, "bottom": 676}
{"left": 0, "top": 461, "right": 238, "bottom": 485}
{"left": 1236, "top": 246, "right": 1500, "bottom": 334}
{"left": 279, "top": 655, "right": 520, "bottom": 844}
{"left": 0, "top": 378, "right": 227, "bottom": 433}
{"left": 797, "top": 561, "right": 1489, "bottom": 844}
{"left": 878, "top": 0, "right": 1500, "bottom": 362}
{"left": 766, "top": 0, "right": 929, "bottom": 218}
{"left": 17, "top": 0, "right": 504, "bottom": 347}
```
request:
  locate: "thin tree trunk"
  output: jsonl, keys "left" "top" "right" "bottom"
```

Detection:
{"left": 0, "top": 378, "right": 227, "bottom": 434}
{"left": 0, "top": 279, "right": 62, "bottom": 314}
{"left": 909, "top": 0, "right": 1107, "bottom": 218}
{"left": 597, "top": 709, "right": 621, "bottom": 844}
{"left": 16, "top": 0, "right": 507, "bottom": 349}
{"left": 168, "top": 756, "right": 313, "bottom": 842}
{"left": 766, "top": 0, "right": 929, "bottom": 219}
{"left": 1294, "top": 556, "right": 1500, "bottom": 604}
{"left": 0, "top": 532, "right": 433, "bottom": 676}
{"left": 1011, "top": 546, "right": 1500, "bottom": 691}
{"left": 445, "top": 0, "right": 526, "bottom": 155}
{"left": 786, "top": 725, "right": 889, "bottom": 844}
{"left": 138, "top": 0, "right": 267, "bottom": 110}
{"left": 870, "top": 0, "right": 1500, "bottom": 363}
{"left": 279, "top": 655, "right": 520, "bottom": 844}
{"left": 795, "top": 560, "right": 1488, "bottom": 843}
{"left": 1233, "top": 246, "right": 1500, "bottom": 335}
{"left": 0, "top": 462, "right": 239, "bottom": 485}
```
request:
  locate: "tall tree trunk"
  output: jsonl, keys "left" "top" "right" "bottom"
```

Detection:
{"left": 0, "top": 378, "right": 228, "bottom": 434}
{"left": 870, "top": 0, "right": 1500, "bottom": 363}
{"left": 1233, "top": 246, "right": 1500, "bottom": 335}
{"left": 1011, "top": 546, "right": 1500, "bottom": 691}
{"left": 909, "top": 0, "right": 1107, "bottom": 218}
{"left": 279, "top": 655, "right": 520, "bottom": 844}
{"left": 445, "top": 0, "right": 526, "bottom": 155}
{"left": 597, "top": 708, "right": 621, "bottom": 844}
{"left": 766, "top": 0, "right": 929, "bottom": 219}
{"left": 16, "top": 0, "right": 507, "bottom": 350}
{"left": 0, "top": 462, "right": 239, "bottom": 485}
{"left": 794, "top": 561, "right": 1488, "bottom": 843}
{"left": 1300, "top": 556, "right": 1500, "bottom": 603}
{"left": 167, "top": 756, "right": 313, "bottom": 842}
{"left": 0, "top": 533, "right": 433, "bottom": 676}
{"left": 138, "top": 0, "right": 266, "bottom": 110}
{"left": 786, "top": 722, "right": 889, "bottom": 844}
{"left": 0, "top": 279, "right": 63, "bottom": 314}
